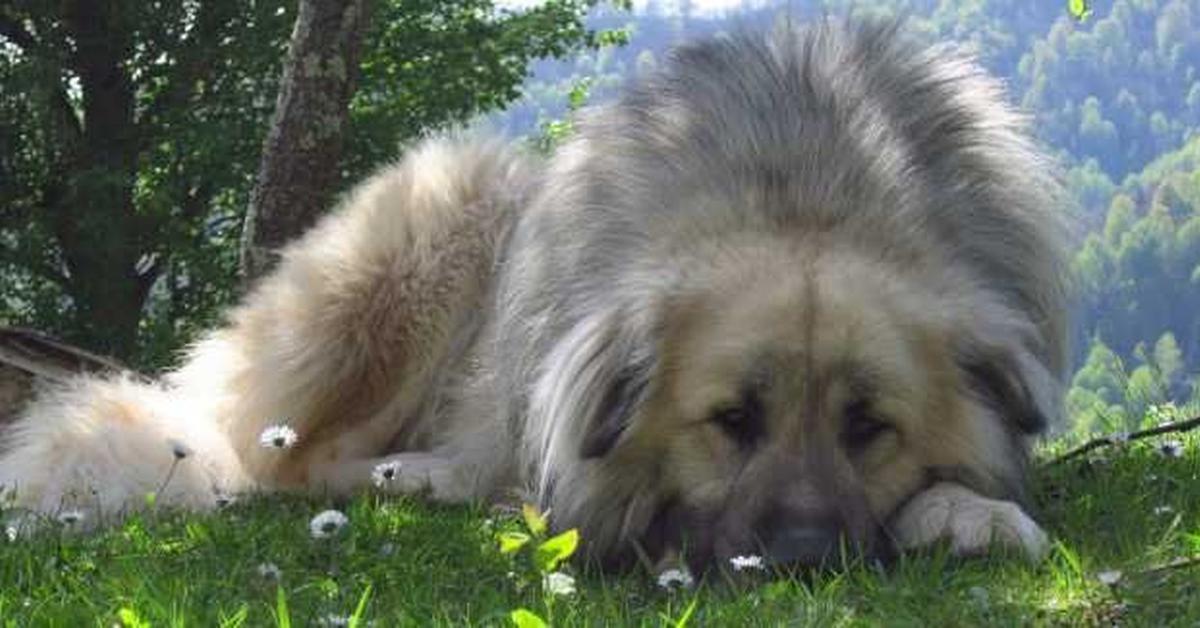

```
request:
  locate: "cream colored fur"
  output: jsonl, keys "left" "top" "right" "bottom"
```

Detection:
{"left": 0, "top": 375, "right": 245, "bottom": 519}
{"left": 0, "top": 136, "right": 532, "bottom": 524}
{"left": 891, "top": 482, "right": 1051, "bottom": 561}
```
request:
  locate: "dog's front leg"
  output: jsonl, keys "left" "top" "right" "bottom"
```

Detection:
{"left": 890, "top": 482, "right": 1050, "bottom": 562}
{"left": 308, "top": 451, "right": 497, "bottom": 504}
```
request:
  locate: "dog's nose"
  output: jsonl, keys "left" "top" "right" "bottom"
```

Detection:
{"left": 764, "top": 522, "right": 841, "bottom": 567}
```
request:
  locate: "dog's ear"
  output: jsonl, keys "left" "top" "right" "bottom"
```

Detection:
{"left": 528, "top": 309, "right": 659, "bottom": 467}
{"left": 955, "top": 313, "right": 1063, "bottom": 435}
{"left": 580, "top": 358, "right": 653, "bottom": 458}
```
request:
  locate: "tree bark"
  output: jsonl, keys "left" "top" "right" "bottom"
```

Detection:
{"left": 54, "top": 0, "right": 149, "bottom": 359}
{"left": 239, "top": 0, "right": 371, "bottom": 283}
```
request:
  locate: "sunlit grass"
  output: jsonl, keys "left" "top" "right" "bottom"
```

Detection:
{"left": 0, "top": 428, "right": 1196, "bottom": 626}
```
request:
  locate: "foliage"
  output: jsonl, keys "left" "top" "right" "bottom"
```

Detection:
{"left": 0, "top": 0, "right": 621, "bottom": 368}
{"left": 0, "top": 0, "right": 295, "bottom": 363}
{"left": 342, "top": 0, "right": 626, "bottom": 184}
{"left": 530, "top": 77, "right": 595, "bottom": 153}
{"left": 1070, "top": 136, "right": 1200, "bottom": 409}
{"left": 1018, "top": 0, "right": 1200, "bottom": 180}
{"left": 1068, "top": 0, "right": 1093, "bottom": 22}
{"left": 495, "top": 504, "right": 581, "bottom": 626}
{"left": 1067, "top": 336, "right": 1199, "bottom": 437}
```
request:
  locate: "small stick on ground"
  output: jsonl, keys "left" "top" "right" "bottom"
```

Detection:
{"left": 1044, "top": 416, "right": 1200, "bottom": 467}
{"left": 1139, "top": 555, "right": 1200, "bottom": 577}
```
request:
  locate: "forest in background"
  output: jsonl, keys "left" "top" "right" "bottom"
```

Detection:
{"left": 2, "top": 0, "right": 1198, "bottom": 440}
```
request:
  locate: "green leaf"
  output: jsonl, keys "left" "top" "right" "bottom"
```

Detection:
{"left": 566, "top": 79, "right": 593, "bottom": 111}
{"left": 534, "top": 528, "right": 580, "bottom": 572}
{"left": 144, "top": 492, "right": 157, "bottom": 508}
{"left": 522, "top": 503, "right": 548, "bottom": 536}
{"left": 672, "top": 595, "right": 701, "bottom": 628}
{"left": 117, "top": 608, "right": 150, "bottom": 628}
{"left": 275, "top": 586, "right": 292, "bottom": 628}
{"left": 218, "top": 605, "right": 249, "bottom": 628}
{"left": 1067, "top": 0, "right": 1092, "bottom": 21}
{"left": 510, "top": 608, "right": 548, "bottom": 628}
{"left": 348, "top": 584, "right": 373, "bottom": 628}
{"left": 498, "top": 531, "right": 532, "bottom": 554}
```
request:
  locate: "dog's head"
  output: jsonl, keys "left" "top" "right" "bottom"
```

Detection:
{"left": 531, "top": 242, "right": 1060, "bottom": 573}
{"left": 515, "top": 19, "right": 1070, "bottom": 574}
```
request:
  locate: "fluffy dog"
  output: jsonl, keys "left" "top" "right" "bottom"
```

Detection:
{"left": 0, "top": 19, "right": 1069, "bottom": 571}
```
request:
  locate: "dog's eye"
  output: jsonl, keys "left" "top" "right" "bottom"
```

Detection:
{"left": 709, "top": 391, "right": 765, "bottom": 448}
{"left": 841, "top": 399, "right": 891, "bottom": 451}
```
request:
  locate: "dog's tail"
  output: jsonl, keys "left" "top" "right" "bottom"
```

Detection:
{"left": 0, "top": 374, "right": 249, "bottom": 527}
{"left": 0, "top": 134, "right": 534, "bottom": 528}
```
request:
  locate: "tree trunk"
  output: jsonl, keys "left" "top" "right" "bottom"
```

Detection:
{"left": 239, "top": 0, "right": 371, "bottom": 283}
{"left": 53, "top": 0, "right": 150, "bottom": 359}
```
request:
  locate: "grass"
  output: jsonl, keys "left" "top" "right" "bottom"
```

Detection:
{"left": 0, "top": 429, "right": 1197, "bottom": 626}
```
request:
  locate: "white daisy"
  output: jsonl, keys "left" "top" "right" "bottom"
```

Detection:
{"left": 729, "top": 554, "right": 766, "bottom": 572}
{"left": 257, "top": 562, "right": 282, "bottom": 580}
{"left": 1158, "top": 440, "right": 1184, "bottom": 458}
{"left": 316, "top": 615, "right": 350, "bottom": 627}
{"left": 656, "top": 567, "right": 694, "bottom": 590}
{"left": 1097, "top": 570, "right": 1123, "bottom": 586}
{"left": 309, "top": 509, "right": 349, "bottom": 539}
{"left": 1153, "top": 505, "right": 1174, "bottom": 516}
{"left": 167, "top": 438, "right": 193, "bottom": 459}
{"left": 542, "top": 571, "right": 577, "bottom": 597}
{"left": 57, "top": 509, "right": 84, "bottom": 526}
{"left": 259, "top": 425, "right": 298, "bottom": 449}
{"left": 371, "top": 461, "right": 402, "bottom": 487}
{"left": 214, "top": 492, "right": 236, "bottom": 509}
{"left": 4, "top": 524, "right": 16, "bottom": 542}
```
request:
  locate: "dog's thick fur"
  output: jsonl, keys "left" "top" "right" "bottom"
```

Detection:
{"left": 0, "top": 20, "right": 1068, "bottom": 570}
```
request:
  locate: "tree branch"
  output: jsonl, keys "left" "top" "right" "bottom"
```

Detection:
{"left": 1140, "top": 556, "right": 1200, "bottom": 576}
{"left": 1044, "top": 416, "right": 1200, "bottom": 467}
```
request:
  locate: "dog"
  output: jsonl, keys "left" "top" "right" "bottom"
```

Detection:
{"left": 0, "top": 19, "right": 1069, "bottom": 572}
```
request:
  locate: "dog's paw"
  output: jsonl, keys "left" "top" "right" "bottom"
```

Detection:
{"left": 311, "top": 453, "right": 482, "bottom": 503}
{"left": 890, "top": 482, "right": 1050, "bottom": 563}
{"left": 366, "top": 455, "right": 452, "bottom": 498}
